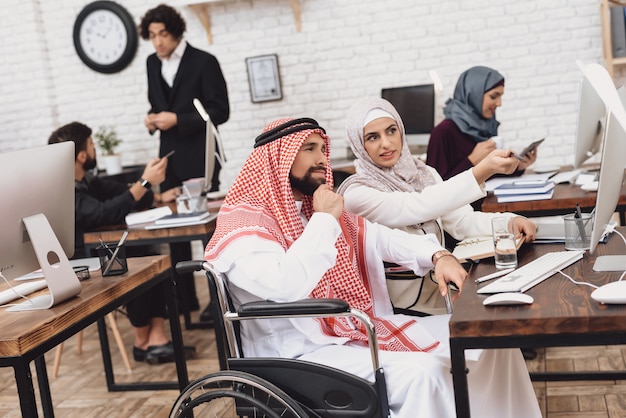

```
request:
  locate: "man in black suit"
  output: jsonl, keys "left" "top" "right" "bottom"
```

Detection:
{"left": 140, "top": 4, "right": 230, "bottom": 320}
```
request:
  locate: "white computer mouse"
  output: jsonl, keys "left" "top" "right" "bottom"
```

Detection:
{"left": 591, "top": 281, "right": 626, "bottom": 304}
{"left": 483, "top": 292, "right": 534, "bottom": 306}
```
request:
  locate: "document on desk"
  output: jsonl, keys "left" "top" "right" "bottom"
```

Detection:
{"left": 125, "top": 206, "right": 172, "bottom": 226}
{"left": 496, "top": 189, "right": 554, "bottom": 203}
{"left": 144, "top": 212, "right": 218, "bottom": 230}
{"left": 485, "top": 173, "right": 555, "bottom": 192}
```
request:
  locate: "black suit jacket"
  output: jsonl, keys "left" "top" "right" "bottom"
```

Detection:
{"left": 146, "top": 43, "right": 229, "bottom": 189}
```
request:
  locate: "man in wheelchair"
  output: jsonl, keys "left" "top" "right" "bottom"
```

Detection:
{"left": 202, "top": 117, "right": 541, "bottom": 417}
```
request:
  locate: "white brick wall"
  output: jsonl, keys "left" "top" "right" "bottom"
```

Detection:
{"left": 0, "top": 0, "right": 619, "bottom": 187}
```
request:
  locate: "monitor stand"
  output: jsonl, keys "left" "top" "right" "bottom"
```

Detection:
{"left": 593, "top": 255, "right": 626, "bottom": 272}
{"left": 7, "top": 213, "right": 81, "bottom": 312}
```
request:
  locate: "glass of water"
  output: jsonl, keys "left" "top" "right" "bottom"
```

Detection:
{"left": 491, "top": 216, "right": 518, "bottom": 269}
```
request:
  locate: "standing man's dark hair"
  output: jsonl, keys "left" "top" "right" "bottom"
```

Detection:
{"left": 139, "top": 4, "right": 186, "bottom": 40}
{"left": 139, "top": 3, "right": 230, "bottom": 321}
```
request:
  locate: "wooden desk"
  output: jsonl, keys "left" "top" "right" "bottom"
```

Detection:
{"left": 449, "top": 229, "right": 626, "bottom": 418}
{"left": 0, "top": 255, "right": 188, "bottom": 417}
{"left": 83, "top": 207, "right": 219, "bottom": 330}
{"left": 481, "top": 169, "right": 626, "bottom": 224}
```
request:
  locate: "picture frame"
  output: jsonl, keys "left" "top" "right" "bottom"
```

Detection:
{"left": 246, "top": 54, "right": 282, "bottom": 103}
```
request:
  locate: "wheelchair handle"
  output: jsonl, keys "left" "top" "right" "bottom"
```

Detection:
{"left": 238, "top": 298, "right": 350, "bottom": 317}
{"left": 175, "top": 260, "right": 208, "bottom": 274}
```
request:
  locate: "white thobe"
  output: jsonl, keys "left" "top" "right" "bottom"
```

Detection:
{"left": 209, "top": 212, "right": 541, "bottom": 418}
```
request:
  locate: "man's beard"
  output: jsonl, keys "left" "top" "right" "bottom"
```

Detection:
{"left": 83, "top": 155, "right": 97, "bottom": 171}
{"left": 290, "top": 168, "right": 326, "bottom": 196}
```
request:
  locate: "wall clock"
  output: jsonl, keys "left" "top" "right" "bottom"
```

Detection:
{"left": 73, "top": 1, "right": 138, "bottom": 74}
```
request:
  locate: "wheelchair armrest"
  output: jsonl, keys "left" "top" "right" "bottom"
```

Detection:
{"left": 238, "top": 298, "right": 350, "bottom": 317}
{"left": 175, "top": 260, "right": 208, "bottom": 274}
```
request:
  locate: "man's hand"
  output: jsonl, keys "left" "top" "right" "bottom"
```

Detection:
{"left": 433, "top": 255, "right": 467, "bottom": 300}
{"left": 144, "top": 114, "right": 157, "bottom": 133}
{"left": 159, "top": 187, "right": 181, "bottom": 203}
{"left": 146, "top": 111, "right": 177, "bottom": 131}
{"left": 512, "top": 216, "right": 537, "bottom": 243}
{"left": 142, "top": 157, "right": 168, "bottom": 186}
{"left": 468, "top": 139, "right": 497, "bottom": 166}
{"left": 472, "top": 149, "right": 520, "bottom": 183}
{"left": 312, "top": 184, "right": 344, "bottom": 219}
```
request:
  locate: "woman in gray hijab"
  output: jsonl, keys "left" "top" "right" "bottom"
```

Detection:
{"left": 337, "top": 96, "right": 536, "bottom": 315}
{"left": 427, "top": 66, "right": 537, "bottom": 185}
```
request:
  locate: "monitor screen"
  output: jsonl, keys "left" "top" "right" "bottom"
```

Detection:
{"left": 574, "top": 62, "right": 624, "bottom": 168}
{"left": 589, "top": 109, "right": 626, "bottom": 261}
{"left": 573, "top": 76, "right": 606, "bottom": 168}
{"left": 0, "top": 142, "right": 75, "bottom": 281}
{"left": 381, "top": 84, "right": 436, "bottom": 135}
{"left": 193, "top": 98, "right": 227, "bottom": 199}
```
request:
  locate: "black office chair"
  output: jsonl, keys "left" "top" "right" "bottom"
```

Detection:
{"left": 170, "top": 260, "right": 391, "bottom": 418}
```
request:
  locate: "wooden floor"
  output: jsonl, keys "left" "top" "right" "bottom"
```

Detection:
{"left": 2, "top": 274, "right": 626, "bottom": 417}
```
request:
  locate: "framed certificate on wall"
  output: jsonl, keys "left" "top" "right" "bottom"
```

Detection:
{"left": 246, "top": 54, "right": 282, "bottom": 103}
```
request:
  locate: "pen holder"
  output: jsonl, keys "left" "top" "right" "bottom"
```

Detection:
{"left": 96, "top": 243, "right": 128, "bottom": 276}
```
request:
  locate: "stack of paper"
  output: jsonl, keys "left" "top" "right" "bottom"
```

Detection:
{"left": 125, "top": 206, "right": 172, "bottom": 226}
{"left": 493, "top": 180, "right": 555, "bottom": 203}
{"left": 144, "top": 211, "right": 218, "bottom": 230}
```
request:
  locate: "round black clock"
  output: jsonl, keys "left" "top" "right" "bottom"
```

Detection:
{"left": 73, "top": 1, "right": 138, "bottom": 74}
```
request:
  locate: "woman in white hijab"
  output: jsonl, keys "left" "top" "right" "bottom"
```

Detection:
{"left": 337, "top": 97, "right": 537, "bottom": 315}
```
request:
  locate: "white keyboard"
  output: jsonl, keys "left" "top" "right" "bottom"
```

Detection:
{"left": 477, "top": 251, "right": 585, "bottom": 294}
{"left": 0, "top": 280, "right": 48, "bottom": 306}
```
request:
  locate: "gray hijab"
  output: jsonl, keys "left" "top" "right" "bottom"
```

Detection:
{"left": 443, "top": 66, "right": 504, "bottom": 142}
{"left": 337, "top": 97, "right": 442, "bottom": 242}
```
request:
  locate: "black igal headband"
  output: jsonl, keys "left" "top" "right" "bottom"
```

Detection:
{"left": 254, "top": 118, "right": 326, "bottom": 148}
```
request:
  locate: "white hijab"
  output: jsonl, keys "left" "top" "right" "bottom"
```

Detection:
{"left": 337, "top": 97, "right": 442, "bottom": 242}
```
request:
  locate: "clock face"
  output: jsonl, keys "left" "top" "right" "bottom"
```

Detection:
{"left": 78, "top": 9, "right": 128, "bottom": 66}
{"left": 73, "top": 1, "right": 138, "bottom": 74}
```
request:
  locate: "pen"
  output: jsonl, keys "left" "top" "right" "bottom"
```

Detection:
{"left": 574, "top": 203, "right": 589, "bottom": 247}
{"left": 182, "top": 184, "right": 193, "bottom": 200}
{"left": 444, "top": 291, "right": 453, "bottom": 314}
{"left": 475, "top": 268, "right": 515, "bottom": 283}
{"left": 103, "top": 230, "right": 129, "bottom": 276}
{"left": 162, "top": 150, "right": 176, "bottom": 159}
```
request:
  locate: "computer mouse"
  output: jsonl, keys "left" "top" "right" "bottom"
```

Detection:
{"left": 483, "top": 292, "right": 534, "bottom": 306}
{"left": 591, "top": 280, "right": 626, "bottom": 304}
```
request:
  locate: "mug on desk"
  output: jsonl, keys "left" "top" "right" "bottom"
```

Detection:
{"left": 176, "top": 195, "right": 203, "bottom": 214}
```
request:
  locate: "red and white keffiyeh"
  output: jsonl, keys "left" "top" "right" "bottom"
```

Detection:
{"left": 205, "top": 118, "right": 437, "bottom": 352}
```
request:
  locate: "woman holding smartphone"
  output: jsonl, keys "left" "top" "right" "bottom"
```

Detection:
{"left": 427, "top": 66, "right": 538, "bottom": 186}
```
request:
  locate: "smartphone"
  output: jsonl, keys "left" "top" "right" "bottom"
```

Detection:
{"left": 519, "top": 138, "right": 545, "bottom": 158}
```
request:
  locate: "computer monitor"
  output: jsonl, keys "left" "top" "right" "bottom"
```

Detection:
{"left": 573, "top": 75, "right": 606, "bottom": 168}
{"left": 574, "top": 62, "right": 624, "bottom": 168}
{"left": 193, "top": 98, "right": 227, "bottom": 200}
{"left": 381, "top": 84, "right": 436, "bottom": 147}
{"left": 0, "top": 142, "right": 81, "bottom": 310}
{"left": 588, "top": 108, "right": 626, "bottom": 271}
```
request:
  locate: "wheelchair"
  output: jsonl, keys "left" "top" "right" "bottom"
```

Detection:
{"left": 170, "top": 260, "right": 391, "bottom": 418}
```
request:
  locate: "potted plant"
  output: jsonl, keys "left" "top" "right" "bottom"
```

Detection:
{"left": 94, "top": 125, "right": 123, "bottom": 175}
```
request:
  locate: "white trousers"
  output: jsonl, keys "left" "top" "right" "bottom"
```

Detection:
{"left": 298, "top": 314, "right": 541, "bottom": 418}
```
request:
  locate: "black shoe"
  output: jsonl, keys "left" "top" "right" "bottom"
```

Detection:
{"left": 199, "top": 305, "right": 213, "bottom": 323}
{"left": 135, "top": 342, "right": 196, "bottom": 364}
{"left": 133, "top": 346, "right": 148, "bottom": 362}
{"left": 521, "top": 348, "right": 538, "bottom": 360}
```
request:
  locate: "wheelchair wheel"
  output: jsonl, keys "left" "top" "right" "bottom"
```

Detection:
{"left": 169, "top": 370, "right": 309, "bottom": 418}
